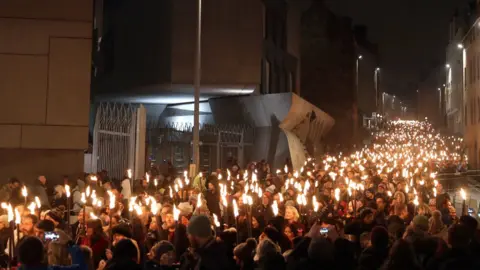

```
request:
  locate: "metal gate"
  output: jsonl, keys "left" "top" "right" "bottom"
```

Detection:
{"left": 92, "top": 103, "right": 137, "bottom": 180}
{"left": 147, "top": 123, "right": 254, "bottom": 173}
{"left": 217, "top": 130, "right": 244, "bottom": 169}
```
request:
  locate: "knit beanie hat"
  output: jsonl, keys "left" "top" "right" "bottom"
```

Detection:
{"left": 263, "top": 227, "right": 280, "bottom": 244}
{"left": 413, "top": 215, "right": 429, "bottom": 232}
{"left": 234, "top": 238, "right": 257, "bottom": 262}
{"left": 113, "top": 239, "right": 138, "bottom": 260}
{"left": 152, "top": 240, "right": 175, "bottom": 262}
{"left": 187, "top": 215, "right": 212, "bottom": 238}
{"left": 112, "top": 223, "right": 132, "bottom": 238}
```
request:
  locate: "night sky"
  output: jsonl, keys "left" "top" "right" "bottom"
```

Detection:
{"left": 326, "top": 0, "right": 471, "bottom": 103}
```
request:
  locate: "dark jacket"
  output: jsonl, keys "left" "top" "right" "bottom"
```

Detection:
{"left": 204, "top": 190, "right": 221, "bottom": 218}
{"left": 81, "top": 235, "right": 108, "bottom": 267}
{"left": 428, "top": 248, "right": 480, "bottom": 270}
{"left": 145, "top": 261, "right": 177, "bottom": 270}
{"left": 255, "top": 205, "right": 274, "bottom": 225}
{"left": 358, "top": 246, "right": 389, "bottom": 270}
{"left": 18, "top": 245, "right": 86, "bottom": 270}
{"left": 158, "top": 224, "right": 189, "bottom": 261}
{"left": 106, "top": 259, "right": 143, "bottom": 270}
{"left": 256, "top": 253, "right": 286, "bottom": 270}
{"left": 31, "top": 180, "right": 51, "bottom": 209}
{"left": 180, "top": 238, "right": 229, "bottom": 270}
{"left": 9, "top": 186, "right": 24, "bottom": 206}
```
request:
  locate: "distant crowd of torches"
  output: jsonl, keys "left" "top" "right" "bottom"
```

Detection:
{"left": 1, "top": 120, "right": 470, "bottom": 257}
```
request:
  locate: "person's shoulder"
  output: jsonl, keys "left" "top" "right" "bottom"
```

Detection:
{"left": 50, "top": 265, "right": 80, "bottom": 270}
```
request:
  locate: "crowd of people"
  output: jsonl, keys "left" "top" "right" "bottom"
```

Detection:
{"left": 0, "top": 120, "right": 479, "bottom": 270}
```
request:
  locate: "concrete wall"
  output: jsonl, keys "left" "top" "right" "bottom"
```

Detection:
{"left": 171, "top": 0, "right": 263, "bottom": 86}
{"left": 95, "top": 0, "right": 263, "bottom": 95}
{"left": 0, "top": 0, "right": 92, "bottom": 183}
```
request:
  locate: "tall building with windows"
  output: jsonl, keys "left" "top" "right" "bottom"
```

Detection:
{"left": 445, "top": 11, "right": 467, "bottom": 135}
{"left": 300, "top": 1, "right": 357, "bottom": 145}
{"left": 462, "top": 1, "right": 480, "bottom": 168}
{"left": 91, "top": 0, "right": 335, "bottom": 171}
{"left": 93, "top": 0, "right": 301, "bottom": 104}
{"left": 417, "top": 66, "right": 445, "bottom": 126}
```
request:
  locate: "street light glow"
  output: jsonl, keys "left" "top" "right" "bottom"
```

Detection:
{"left": 457, "top": 43, "right": 464, "bottom": 49}
{"left": 358, "top": 55, "right": 363, "bottom": 60}
{"left": 376, "top": 67, "right": 380, "bottom": 71}
{"left": 445, "top": 63, "right": 450, "bottom": 68}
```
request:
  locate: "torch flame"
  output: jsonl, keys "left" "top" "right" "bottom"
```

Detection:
{"left": 21, "top": 186, "right": 27, "bottom": 197}
{"left": 460, "top": 188, "right": 467, "bottom": 200}
{"left": 35, "top": 196, "right": 41, "bottom": 209}
{"left": 213, "top": 214, "right": 220, "bottom": 227}
{"left": 65, "top": 185, "right": 71, "bottom": 198}
{"left": 173, "top": 204, "right": 180, "bottom": 221}
{"left": 108, "top": 191, "right": 116, "bottom": 209}
{"left": 15, "top": 208, "right": 21, "bottom": 225}
{"left": 7, "top": 204, "right": 14, "bottom": 223}
{"left": 28, "top": 202, "right": 36, "bottom": 214}
{"left": 334, "top": 188, "right": 341, "bottom": 202}
{"left": 272, "top": 200, "right": 279, "bottom": 216}
{"left": 313, "top": 196, "right": 320, "bottom": 212}
{"left": 197, "top": 193, "right": 202, "bottom": 208}
{"left": 233, "top": 199, "right": 239, "bottom": 217}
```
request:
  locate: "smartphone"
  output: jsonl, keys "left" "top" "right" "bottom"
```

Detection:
{"left": 320, "top": 227, "right": 329, "bottom": 236}
{"left": 44, "top": 231, "right": 60, "bottom": 241}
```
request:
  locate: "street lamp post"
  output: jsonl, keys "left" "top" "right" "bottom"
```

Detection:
{"left": 353, "top": 55, "right": 362, "bottom": 143}
{"left": 375, "top": 67, "right": 380, "bottom": 113}
{"left": 192, "top": 0, "right": 202, "bottom": 174}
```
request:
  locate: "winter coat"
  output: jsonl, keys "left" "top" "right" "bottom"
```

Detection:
{"left": 204, "top": 191, "right": 221, "bottom": 219}
{"left": 427, "top": 248, "right": 480, "bottom": 270}
{"left": 192, "top": 175, "right": 206, "bottom": 193}
{"left": 31, "top": 180, "right": 51, "bottom": 209}
{"left": 81, "top": 235, "right": 109, "bottom": 267}
{"left": 255, "top": 205, "right": 274, "bottom": 225}
{"left": 256, "top": 252, "right": 286, "bottom": 270}
{"left": 18, "top": 245, "right": 87, "bottom": 270}
{"left": 180, "top": 238, "right": 229, "bottom": 270}
{"left": 358, "top": 246, "right": 389, "bottom": 270}
{"left": 106, "top": 258, "right": 142, "bottom": 270}
{"left": 145, "top": 261, "right": 177, "bottom": 270}
{"left": 431, "top": 226, "right": 448, "bottom": 242}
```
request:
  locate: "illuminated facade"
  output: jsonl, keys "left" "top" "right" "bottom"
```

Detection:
{"left": 445, "top": 12, "right": 467, "bottom": 135}
{"left": 458, "top": 1, "right": 480, "bottom": 167}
